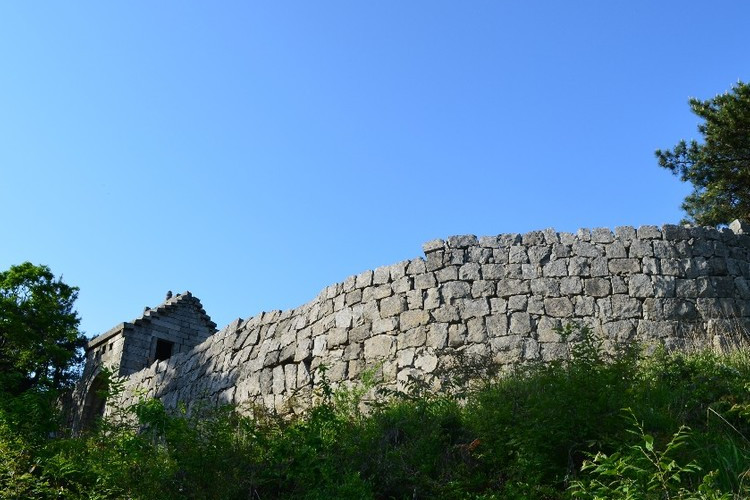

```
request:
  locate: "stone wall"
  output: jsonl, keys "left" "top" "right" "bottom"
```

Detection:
{"left": 113, "top": 222, "right": 750, "bottom": 415}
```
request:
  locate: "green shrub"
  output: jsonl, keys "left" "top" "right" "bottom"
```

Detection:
{"left": 3, "top": 324, "right": 750, "bottom": 498}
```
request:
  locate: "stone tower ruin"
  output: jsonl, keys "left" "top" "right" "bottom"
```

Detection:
{"left": 71, "top": 291, "right": 216, "bottom": 430}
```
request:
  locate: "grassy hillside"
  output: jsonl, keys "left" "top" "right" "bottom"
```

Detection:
{"left": 2, "top": 325, "right": 750, "bottom": 499}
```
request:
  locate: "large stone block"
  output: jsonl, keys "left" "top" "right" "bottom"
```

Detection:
{"left": 481, "top": 263, "right": 505, "bottom": 280}
{"left": 543, "top": 259, "right": 568, "bottom": 277}
{"left": 628, "top": 274, "right": 654, "bottom": 298}
{"left": 364, "top": 335, "right": 396, "bottom": 359}
{"left": 362, "top": 284, "right": 393, "bottom": 302}
{"left": 544, "top": 297, "right": 574, "bottom": 318}
{"left": 426, "top": 323, "right": 448, "bottom": 348}
{"left": 637, "top": 225, "right": 661, "bottom": 239}
{"left": 608, "top": 259, "right": 641, "bottom": 275}
{"left": 398, "top": 326, "right": 427, "bottom": 349}
{"left": 467, "top": 317, "right": 487, "bottom": 343}
{"left": 568, "top": 257, "right": 590, "bottom": 276}
{"left": 406, "top": 259, "right": 427, "bottom": 275}
{"left": 528, "top": 246, "right": 551, "bottom": 265}
{"left": 560, "top": 276, "right": 583, "bottom": 295}
{"left": 610, "top": 295, "right": 641, "bottom": 319}
{"left": 572, "top": 241, "right": 602, "bottom": 258}
{"left": 400, "top": 310, "right": 430, "bottom": 330}
{"left": 459, "top": 263, "right": 482, "bottom": 281}
{"left": 628, "top": 239, "right": 654, "bottom": 258}
{"left": 467, "top": 246, "right": 492, "bottom": 264}
{"left": 436, "top": 266, "right": 459, "bottom": 282}
{"left": 459, "top": 298, "right": 490, "bottom": 319}
{"left": 431, "top": 305, "right": 460, "bottom": 323}
{"left": 447, "top": 235, "right": 478, "bottom": 248}
{"left": 530, "top": 278, "right": 560, "bottom": 297}
{"left": 422, "top": 239, "right": 445, "bottom": 253}
{"left": 584, "top": 278, "right": 610, "bottom": 297}
{"left": 414, "top": 272, "right": 437, "bottom": 290}
{"left": 441, "top": 281, "right": 471, "bottom": 301}
{"left": 372, "top": 317, "right": 398, "bottom": 334}
{"left": 508, "top": 295, "right": 528, "bottom": 312}
{"left": 509, "top": 312, "right": 532, "bottom": 335}
{"left": 497, "top": 279, "right": 531, "bottom": 297}
{"left": 605, "top": 241, "right": 627, "bottom": 258}
{"left": 509, "top": 246, "right": 529, "bottom": 264}
{"left": 471, "top": 280, "right": 495, "bottom": 298}
{"left": 380, "top": 296, "right": 407, "bottom": 318}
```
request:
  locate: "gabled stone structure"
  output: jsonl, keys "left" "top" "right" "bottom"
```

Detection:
{"left": 71, "top": 291, "right": 216, "bottom": 430}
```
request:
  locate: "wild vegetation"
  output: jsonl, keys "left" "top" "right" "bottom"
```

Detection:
{"left": 2, "top": 324, "right": 750, "bottom": 499}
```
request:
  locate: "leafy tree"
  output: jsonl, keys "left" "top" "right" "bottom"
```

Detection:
{"left": 656, "top": 81, "right": 750, "bottom": 226}
{"left": 0, "top": 262, "right": 85, "bottom": 394}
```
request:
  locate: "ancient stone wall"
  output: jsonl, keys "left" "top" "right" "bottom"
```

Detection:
{"left": 113, "top": 223, "right": 750, "bottom": 415}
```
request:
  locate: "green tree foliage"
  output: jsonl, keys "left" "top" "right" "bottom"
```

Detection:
{"left": 0, "top": 262, "right": 85, "bottom": 394}
{"left": 656, "top": 81, "right": 750, "bottom": 226}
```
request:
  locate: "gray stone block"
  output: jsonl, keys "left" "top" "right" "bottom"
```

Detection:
{"left": 441, "top": 281, "right": 471, "bottom": 301}
{"left": 584, "top": 278, "right": 611, "bottom": 297}
{"left": 531, "top": 278, "right": 560, "bottom": 297}
{"left": 573, "top": 241, "right": 602, "bottom": 258}
{"left": 431, "top": 305, "right": 460, "bottom": 323}
{"left": 459, "top": 298, "right": 490, "bottom": 319}
{"left": 436, "top": 265, "right": 459, "bottom": 282}
{"left": 614, "top": 226, "right": 637, "bottom": 241}
{"left": 528, "top": 246, "right": 551, "bottom": 265}
{"left": 544, "top": 297, "right": 574, "bottom": 318}
{"left": 422, "top": 239, "right": 445, "bottom": 253}
{"left": 398, "top": 327, "right": 427, "bottom": 349}
{"left": 414, "top": 273, "right": 437, "bottom": 290}
{"left": 467, "top": 246, "right": 492, "bottom": 264}
{"left": 509, "top": 312, "right": 532, "bottom": 335}
{"left": 508, "top": 295, "right": 528, "bottom": 311}
{"left": 560, "top": 277, "right": 583, "bottom": 295}
{"left": 592, "top": 228, "right": 615, "bottom": 243}
{"left": 509, "top": 246, "right": 529, "bottom": 264}
{"left": 629, "top": 274, "right": 654, "bottom": 297}
{"left": 400, "top": 310, "right": 430, "bottom": 330}
{"left": 637, "top": 225, "right": 662, "bottom": 239}
{"left": 608, "top": 259, "right": 641, "bottom": 275}
{"left": 471, "top": 280, "right": 495, "bottom": 298}
{"left": 459, "top": 263, "right": 482, "bottom": 281}
{"left": 364, "top": 335, "right": 396, "bottom": 359}
{"left": 662, "top": 224, "right": 690, "bottom": 240}
{"left": 522, "top": 231, "right": 545, "bottom": 246}
{"left": 372, "top": 318, "right": 398, "bottom": 334}
{"left": 467, "top": 317, "right": 487, "bottom": 343}
{"left": 543, "top": 259, "right": 568, "bottom": 277}
{"left": 497, "top": 279, "right": 531, "bottom": 297}
{"left": 406, "top": 259, "right": 427, "bottom": 275}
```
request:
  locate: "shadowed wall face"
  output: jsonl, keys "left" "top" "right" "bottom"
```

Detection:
{"left": 105, "top": 223, "right": 750, "bottom": 416}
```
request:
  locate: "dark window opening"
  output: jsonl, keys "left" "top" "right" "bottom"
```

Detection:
{"left": 155, "top": 339, "right": 174, "bottom": 361}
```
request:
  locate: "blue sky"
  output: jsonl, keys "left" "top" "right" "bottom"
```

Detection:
{"left": 1, "top": 2, "right": 748, "bottom": 338}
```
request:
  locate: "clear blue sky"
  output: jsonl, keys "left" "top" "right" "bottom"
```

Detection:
{"left": 1, "top": 2, "right": 748, "bottom": 338}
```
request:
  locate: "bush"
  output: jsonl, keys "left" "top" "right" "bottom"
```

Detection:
{"left": 2, "top": 324, "right": 750, "bottom": 498}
